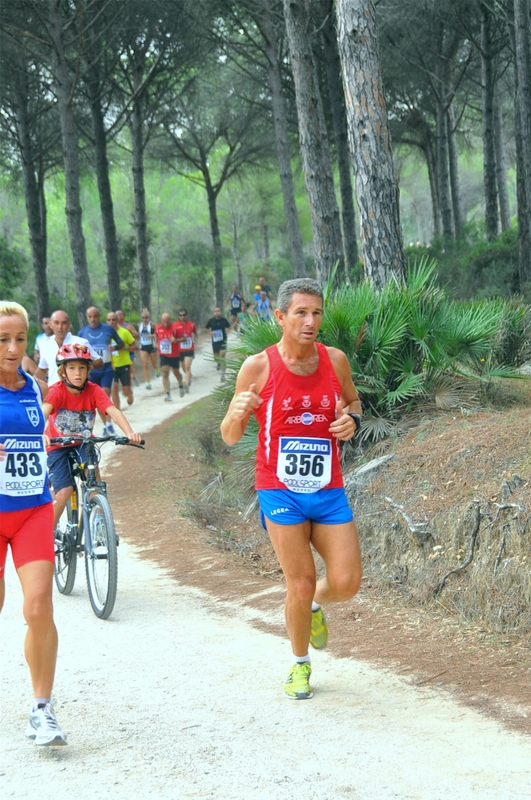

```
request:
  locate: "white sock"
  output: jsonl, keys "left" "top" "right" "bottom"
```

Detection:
{"left": 33, "top": 698, "right": 50, "bottom": 710}
{"left": 294, "top": 654, "right": 310, "bottom": 664}
{"left": 312, "top": 601, "right": 321, "bottom": 612}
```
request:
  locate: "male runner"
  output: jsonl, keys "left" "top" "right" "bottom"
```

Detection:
{"left": 177, "top": 308, "right": 197, "bottom": 392}
{"left": 106, "top": 312, "right": 136, "bottom": 409}
{"left": 205, "top": 307, "right": 230, "bottom": 381}
{"left": 33, "top": 316, "right": 52, "bottom": 363}
{"left": 226, "top": 285, "right": 243, "bottom": 330}
{"left": 220, "top": 278, "right": 362, "bottom": 700}
{"left": 116, "top": 310, "right": 140, "bottom": 386}
{"left": 155, "top": 312, "right": 185, "bottom": 401}
{"left": 35, "top": 310, "right": 100, "bottom": 386}
{"left": 78, "top": 306, "right": 123, "bottom": 434}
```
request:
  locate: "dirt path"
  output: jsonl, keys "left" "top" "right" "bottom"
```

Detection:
{"left": 2, "top": 340, "right": 531, "bottom": 800}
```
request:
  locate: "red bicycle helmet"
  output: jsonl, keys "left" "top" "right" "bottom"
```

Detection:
{"left": 56, "top": 342, "right": 93, "bottom": 365}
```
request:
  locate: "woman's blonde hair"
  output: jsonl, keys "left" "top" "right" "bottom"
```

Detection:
{"left": 0, "top": 301, "right": 29, "bottom": 329}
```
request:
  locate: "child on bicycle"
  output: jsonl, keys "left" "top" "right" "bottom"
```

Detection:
{"left": 43, "top": 343, "right": 142, "bottom": 528}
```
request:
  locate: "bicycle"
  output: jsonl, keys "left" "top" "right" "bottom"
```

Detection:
{"left": 50, "top": 430, "right": 145, "bottom": 620}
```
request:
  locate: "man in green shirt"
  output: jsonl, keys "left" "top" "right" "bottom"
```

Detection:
{"left": 106, "top": 312, "right": 137, "bottom": 408}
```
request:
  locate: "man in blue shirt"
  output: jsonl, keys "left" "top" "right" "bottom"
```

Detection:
{"left": 78, "top": 306, "right": 124, "bottom": 433}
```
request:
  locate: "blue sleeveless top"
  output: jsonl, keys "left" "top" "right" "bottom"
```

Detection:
{"left": 0, "top": 370, "right": 52, "bottom": 512}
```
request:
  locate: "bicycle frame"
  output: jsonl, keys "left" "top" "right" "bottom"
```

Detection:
{"left": 51, "top": 430, "right": 144, "bottom": 618}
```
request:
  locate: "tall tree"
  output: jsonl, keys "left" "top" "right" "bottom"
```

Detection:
{"left": 508, "top": 0, "right": 531, "bottom": 285}
{"left": 48, "top": 0, "right": 92, "bottom": 322}
{"left": 282, "top": 0, "right": 343, "bottom": 284}
{"left": 80, "top": 1, "right": 124, "bottom": 310}
{"left": 257, "top": 0, "right": 307, "bottom": 277}
{"left": 159, "top": 66, "right": 274, "bottom": 306}
{"left": 480, "top": 1, "right": 500, "bottom": 241}
{"left": 318, "top": 0, "right": 359, "bottom": 274}
{"left": 336, "top": 0, "right": 405, "bottom": 287}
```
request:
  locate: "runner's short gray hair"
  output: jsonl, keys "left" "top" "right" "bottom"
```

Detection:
{"left": 276, "top": 279, "right": 323, "bottom": 313}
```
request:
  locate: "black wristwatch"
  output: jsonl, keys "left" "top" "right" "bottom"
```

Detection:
{"left": 347, "top": 413, "right": 361, "bottom": 432}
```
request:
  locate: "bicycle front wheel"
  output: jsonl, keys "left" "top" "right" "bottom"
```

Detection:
{"left": 85, "top": 494, "right": 118, "bottom": 620}
{"left": 54, "top": 494, "right": 78, "bottom": 595}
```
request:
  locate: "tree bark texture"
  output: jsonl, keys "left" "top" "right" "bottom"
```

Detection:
{"left": 480, "top": 2, "right": 499, "bottom": 242}
{"left": 494, "top": 96, "right": 512, "bottom": 232}
{"left": 447, "top": 102, "right": 463, "bottom": 238}
{"left": 283, "top": 0, "right": 344, "bottom": 285}
{"left": 205, "top": 175, "right": 224, "bottom": 307}
{"left": 425, "top": 132, "right": 442, "bottom": 239}
{"left": 512, "top": 0, "right": 531, "bottom": 284}
{"left": 14, "top": 71, "right": 50, "bottom": 319}
{"left": 85, "top": 63, "right": 122, "bottom": 310}
{"left": 435, "top": 28, "right": 454, "bottom": 239}
{"left": 49, "top": 0, "right": 91, "bottom": 324}
{"left": 336, "top": 0, "right": 405, "bottom": 288}
{"left": 129, "top": 60, "right": 151, "bottom": 312}
{"left": 320, "top": 3, "right": 359, "bottom": 275}
{"left": 260, "top": 1, "right": 306, "bottom": 277}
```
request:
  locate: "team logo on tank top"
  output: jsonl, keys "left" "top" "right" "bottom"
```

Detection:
{"left": 282, "top": 397, "right": 293, "bottom": 411}
{"left": 301, "top": 395, "right": 311, "bottom": 409}
{"left": 320, "top": 395, "right": 331, "bottom": 408}
{"left": 26, "top": 407, "right": 40, "bottom": 427}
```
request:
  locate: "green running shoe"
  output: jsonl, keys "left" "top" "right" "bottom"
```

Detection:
{"left": 310, "top": 606, "right": 328, "bottom": 649}
{"left": 284, "top": 662, "right": 313, "bottom": 700}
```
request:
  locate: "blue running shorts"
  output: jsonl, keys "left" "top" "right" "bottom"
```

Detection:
{"left": 257, "top": 488, "right": 353, "bottom": 529}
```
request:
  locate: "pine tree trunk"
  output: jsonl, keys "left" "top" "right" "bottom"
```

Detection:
{"left": 512, "top": 0, "right": 531, "bottom": 284}
{"left": 321, "top": 4, "right": 359, "bottom": 276}
{"left": 447, "top": 102, "right": 463, "bottom": 237}
{"left": 480, "top": 2, "right": 499, "bottom": 242}
{"left": 205, "top": 176, "right": 224, "bottom": 307}
{"left": 283, "top": 0, "right": 343, "bottom": 284}
{"left": 129, "top": 62, "right": 151, "bottom": 312}
{"left": 260, "top": 1, "right": 306, "bottom": 277}
{"left": 49, "top": 0, "right": 91, "bottom": 324}
{"left": 435, "top": 38, "right": 454, "bottom": 239}
{"left": 494, "top": 96, "right": 512, "bottom": 232}
{"left": 336, "top": 0, "right": 405, "bottom": 288}
{"left": 14, "top": 71, "right": 50, "bottom": 319}
{"left": 86, "top": 66, "right": 122, "bottom": 310}
{"left": 232, "top": 218, "right": 244, "bottom": 294}
{"left": 425, "top": 135, "right": 442, "bottom": 238}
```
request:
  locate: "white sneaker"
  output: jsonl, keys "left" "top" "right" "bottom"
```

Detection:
{"left": 26, "top": 703, "right": 67, "bottom": 746}
{"left": 184, "top": 384, "right": 190, "bottom": 394}
{"left": 106, "top": 421, "right": 116, "bottom": 435}
{"left": 164, "top": 393, "right": 172, "bottom": 402}
{"left": 179, "top": 385, "right": 185, "bottom": 398}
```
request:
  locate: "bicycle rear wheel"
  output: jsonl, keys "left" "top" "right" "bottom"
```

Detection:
{"left": 54, "top": 491, "right": 79, "bottom": 595}
{"left": 85, "top": 494, "right": 118, "bottom": 619}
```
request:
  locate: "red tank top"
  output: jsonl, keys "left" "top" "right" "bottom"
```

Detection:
{"left": 254, "top": 343, "right": 343, "bottom": 492}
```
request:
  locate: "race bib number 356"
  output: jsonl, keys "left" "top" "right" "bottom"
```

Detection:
{"left": 277, "top": 437, "right": 332, "bottom": 494}
{"left": 0, "top": 435, "right": 47, "bottom": 497}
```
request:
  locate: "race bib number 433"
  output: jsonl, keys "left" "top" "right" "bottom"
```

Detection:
{"left": 0, "top": 435, "right": 47, "bottom": 497}
{"left": 277, "top": 437, "right": 332, "bottom": 494}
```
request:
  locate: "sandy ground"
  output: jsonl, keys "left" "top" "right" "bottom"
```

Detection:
{"left": 2, "top": 339, "right": 531, "bottom": 800}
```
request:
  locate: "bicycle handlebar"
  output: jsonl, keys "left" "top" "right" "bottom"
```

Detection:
{"left": 49, "top": 435, "right": 145, "bottom": 449}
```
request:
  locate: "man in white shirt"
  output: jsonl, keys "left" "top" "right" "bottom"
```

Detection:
{"left": 33, "top": 316, "right": 52, "bottom": 363}
{"left": 35, "top": 309, "right": 101, "bottom": 385}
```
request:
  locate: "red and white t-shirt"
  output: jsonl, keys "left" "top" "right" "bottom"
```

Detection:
{"left": 180, "top": 321, "right": 196, "bottom": 353}
{"left": 45, "top": 381, "right": 114, "bottom": 451}
{"left": 254, "top": 343, "right": 344, "bottom": 493}
{"left": 155, "top": 323, "right": 183, "bottom": 358}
